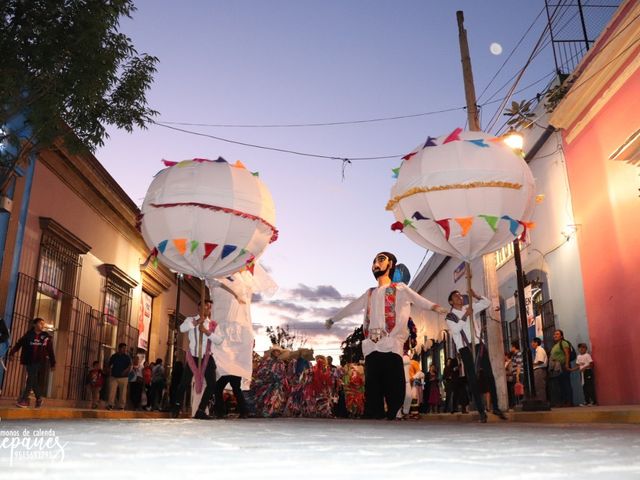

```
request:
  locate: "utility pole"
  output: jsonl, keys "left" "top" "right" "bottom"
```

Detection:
{"left": 456, "top": 10, "right": 508, "bottom": 411}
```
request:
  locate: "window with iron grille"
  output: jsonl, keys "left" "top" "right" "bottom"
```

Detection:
{"left": 100, "top": 264, "right": 137, "bottom": 364}
{"left": 37, "top": 218, "right": 89, "bottom": 296}
{"left": 32, "top": 218, "right": 91, "bottom": 398}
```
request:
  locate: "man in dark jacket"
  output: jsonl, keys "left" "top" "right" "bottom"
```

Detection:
{"left": 9, "top": 317, "right": 56, "bottom": 408}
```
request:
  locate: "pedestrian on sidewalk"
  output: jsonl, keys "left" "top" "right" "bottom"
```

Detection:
{"left": 107, "top": 343, "right": 132, "bottom": 410}
{"left": 531, "top": 337, "right": 548, "bottom": 402}
{"left": 142, "top": 361, "right": 152, "bottom": 409}
{"left": 149, "top": 358, "right": 166, "bottom": 410}
{"left": 510, "top": 341, "right": 524, "bottom": 407}
{"left": 129, "top": 356, "right": 144, "bottom": 410}
{"left": 549, "top": 330, "right": 573, "bottom": 407}
{"left": 505, "top": 352, "right": 515, "bottom": 409}
{"left": 574, "top": 343, "right": 596, "bottom": 406}
{"left": 88, "top": 360, "right": 105, "bottom": 409}
{"left": 425, "top": 364, "right": 441, "bottom": 413}
{"left": 9, "top": 317, "right": 56, "bottom": 408}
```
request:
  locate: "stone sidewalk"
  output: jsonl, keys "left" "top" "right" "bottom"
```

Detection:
{"left": 1, "top": 404, "right": 639, "bottom": 424}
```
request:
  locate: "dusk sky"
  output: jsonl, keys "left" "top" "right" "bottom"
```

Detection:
{"left": 96, "top": 1, "right": 558, "bottom": 356}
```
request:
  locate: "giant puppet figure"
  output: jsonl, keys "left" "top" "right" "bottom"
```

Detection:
{"left": 207, "top": 264, "right": 277, "bottom": 418}
{"left": 326, "top": 252, "right": 447, "bottom": 420}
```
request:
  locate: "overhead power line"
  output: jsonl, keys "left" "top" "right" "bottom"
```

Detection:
{"left": 476, "top": 5, "right": 547, "bottom": 102}
{"left": 153, "top": 69, "right": 558, "bottom": 162}
{"left": 153, "top": 121, "right": 404, "bottom": 161}
{"left": 159, "top": 106, "right": 466, "bottom": 129}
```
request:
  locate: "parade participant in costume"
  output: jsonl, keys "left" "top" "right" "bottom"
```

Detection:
{"left": 209, "top": 265, "right": 277, "bottom": 418}
{"left": 326, "top": 252, "right": 446, "bottom": 420}
{"left": 208, "top": 274, "right": 253, "bottom": 418}
{"left": 284, "top": 348, "right": 314, "bottom": 417}
{"left": 399, "top": 319, "right": 418, "bottom": 419}
{"left": 171, "top": 299, "right": 223, "bottom": 420}
{"left": 343, "top": 363, "right": 365, "bottom": 417}
{"left": 304, "top": 355, "right": 334, "bottom": 418}
{"left": 446, "top": 289, "right": 507, "bottom": 423}
{"left": 252, "top": 345, "right": 291, "bottom": 417}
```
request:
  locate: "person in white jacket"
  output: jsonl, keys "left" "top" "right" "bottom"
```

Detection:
{"left": 326, "top": 252, "right": 446, "bottom": 420}
{"left": 208, "top": 266, "right": 276, "bottom": 418}
{"left": 171, "top": 299, "right": 223, "bottom": 420}
{"left": 446, "top": 288, "right": 507, "bottom": 423}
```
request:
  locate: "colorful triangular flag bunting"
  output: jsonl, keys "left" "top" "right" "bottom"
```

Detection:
{"left": 402, "top": 151, "right": 418, "bottom": 161}
{"left": 215, "top": 156, "right": 228, "bottom": 163}
{"left": 391, "top": 167, "right": 400, "bottom": 179}
{"left": 423, "top": 136, "right": 437, "bottom": 147}
{"left": 403, "top": 219, "right": 415, "bottom": 229}
{"left": 479, "top": 215, "right": 499, "bottom": 232}
{"left": 454, "top": 217, "right": 474, "bottom": 236}
{"left": 391, "top": 221, "right": 404, "bottom": 232}
{"left": 189, "top": 240, "right": 199, "bottom": 253}
{"left": 203, "top": 243, "right": 218, "bottom": 259}
{"left": 501, "top": 215, "right": 520, "bottom": 236}
{"left": 435, "top": 219, "right": 451, "bottom": 240}
{"left": 233, "top": 160, "right": 246, "bottom": 169}
{"left": 157, "top": 240, "right": 168, "bottom": 254}
{"left": 467, "top": 139, "right": 489, "bottom": 148}
{"left": 443, "top": 128, "right": 462, "bottom": 144}
{"left": 173, "top": 238, "right": 187, "bottom": 255}
{"left": 222, "top": 244, "right": 237, "bottom": 259}
{"left": 412, "top": 211, "right": 430, "bottom": 221}
{"left": 162, "top": 160, "right": 178, "bottom": 167}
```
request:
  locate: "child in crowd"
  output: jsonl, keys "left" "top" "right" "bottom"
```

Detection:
{"left": 426, "top": 364, "right": 440, "bottom": 413}
{"left": 88, "top": 361, "right": 105, "bottom": 409}
{"left": 575, "top": 343, "right": 596, "bottom": 406}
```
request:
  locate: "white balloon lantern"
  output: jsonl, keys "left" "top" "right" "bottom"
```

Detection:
{"left": 140, "top": 158, "right": 277, "bottom": 279}
{"left": 387, "top": 129, "right": 535, "bottom": 262}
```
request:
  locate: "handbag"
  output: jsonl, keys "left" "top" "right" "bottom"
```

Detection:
{"left": 514, "top": 382, "right": 524, "bottom": 396}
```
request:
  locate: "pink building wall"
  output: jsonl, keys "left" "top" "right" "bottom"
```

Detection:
{"left": 561, "top": 67, "right": 640, "bottom": 405}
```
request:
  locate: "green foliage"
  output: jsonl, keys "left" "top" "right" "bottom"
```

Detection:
{"left": 503, "top": 99, "right": 536, "bottom": 131}
{"left": 543, "top": 77, "right": 575, "bottom": 113}
{"left": 0, "top": 0, "right": 158, "bottom": 185}
{"left": 340, "top": 326, "right": 364, "bottom": 365}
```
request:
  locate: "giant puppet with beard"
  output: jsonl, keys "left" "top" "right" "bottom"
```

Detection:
{"left": 326, "top": 252, "right": 447, "bottom": 420}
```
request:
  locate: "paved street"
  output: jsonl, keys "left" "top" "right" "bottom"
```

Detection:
{"left": 1, "top": 418, "right": 639, "bottom": 479}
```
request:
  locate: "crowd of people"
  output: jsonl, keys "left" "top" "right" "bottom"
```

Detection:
{"left": 505, "top": 331, "right": 596, "bottom": 409}
{"left": 5, "top": 252, "right": 596, "bottom": 417}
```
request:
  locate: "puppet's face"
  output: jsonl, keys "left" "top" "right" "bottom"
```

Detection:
{"left": 372, "top": 253, "right": 393, "bottom": 279}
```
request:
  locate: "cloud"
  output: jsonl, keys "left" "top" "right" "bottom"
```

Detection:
{"left": 289, "top": 284, "right": 352, "bottom": 301}
{"left": 250, "top": 282, "right": 363, "bottom": 356}
{"left": 251, "top": 293, "right": 263, "bottom": 303}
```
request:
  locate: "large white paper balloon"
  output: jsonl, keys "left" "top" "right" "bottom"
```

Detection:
{"left": 387, "top": 129, "right": 535, "bottom": 261}
{"left": 140, "top": 158, "right": 277, "bottom": 278}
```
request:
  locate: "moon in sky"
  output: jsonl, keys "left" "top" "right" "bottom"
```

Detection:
{"left": 490, "top": 42, "right": 503, "bottom": 55}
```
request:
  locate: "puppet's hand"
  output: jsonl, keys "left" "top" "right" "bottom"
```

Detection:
{"left": 325, "top": 318, "right": 334, "bottom": 329}
{"left": 434, "top": 305, "right": 448, "bottom": 315}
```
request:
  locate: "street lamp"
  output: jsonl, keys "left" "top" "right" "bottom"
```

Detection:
{"left": 503, "top": 131, "right": 550, "bottom": 411}
{"left": 503, "top": 129, "right": 524, "bottom": 151}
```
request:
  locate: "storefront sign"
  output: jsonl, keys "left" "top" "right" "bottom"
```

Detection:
{"left": 453, "top": 261, "right": 465, "bottom": 283}
{"left": 138, "top": 291, "right": 153, "bottom": 350}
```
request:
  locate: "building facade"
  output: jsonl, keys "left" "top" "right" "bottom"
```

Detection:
{"left": 549, "top": 0, "right": 640, "bottom": 405}
{"left": 0, "top": 140, "right": 199, "bottom": 406}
